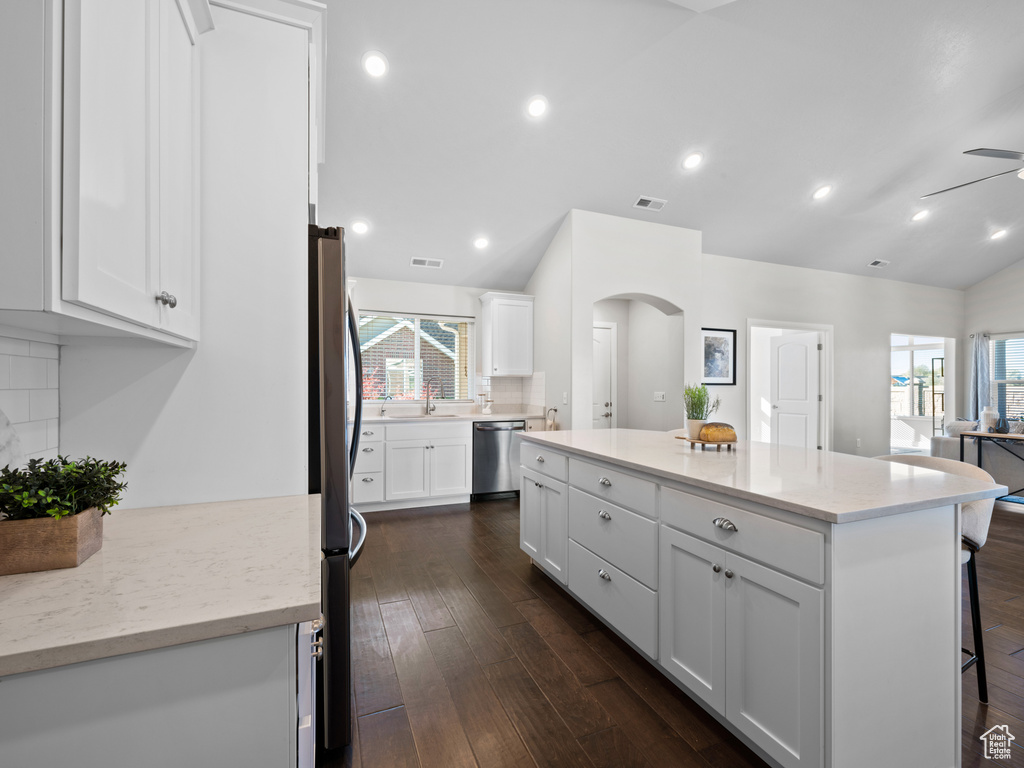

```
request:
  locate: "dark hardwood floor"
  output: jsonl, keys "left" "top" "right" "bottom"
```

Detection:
{"left": 327, "top": 498, "right": 1024, "bottom": 768}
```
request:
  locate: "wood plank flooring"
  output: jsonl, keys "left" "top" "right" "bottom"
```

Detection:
{"left": 324, "top": 499, "right": 1024, "bottom": 768}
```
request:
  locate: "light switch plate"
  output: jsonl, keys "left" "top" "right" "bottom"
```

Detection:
{"left": 654, "top": 392, "right": 666, "bottom": 402}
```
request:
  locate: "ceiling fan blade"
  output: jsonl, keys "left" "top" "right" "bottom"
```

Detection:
{"left": 965, "top": 148, "right": 1024, "bottom": 161}
{"left": 920, "top": 167, "right": 1024, "bottom": 199}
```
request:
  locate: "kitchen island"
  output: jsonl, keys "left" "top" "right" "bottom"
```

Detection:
{"left": 0, "top": 495, "right": 320, "bottom": 767}
{"left": 519, "top": 429, "right": 1006, "bottom": 768}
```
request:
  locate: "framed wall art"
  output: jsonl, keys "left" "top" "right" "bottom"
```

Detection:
{"left": 701, "top": 328, "right": 736, "bottom": 385}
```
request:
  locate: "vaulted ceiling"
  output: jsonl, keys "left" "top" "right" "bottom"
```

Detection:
{"left": 318, "top": 0, "right": 1024, "bottom": 291}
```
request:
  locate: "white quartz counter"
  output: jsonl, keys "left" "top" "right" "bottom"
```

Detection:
{"left": 522, "top": 429, "right": 1007, "bottom": 523}
{"left": 0, "top": 495, "right": 320, "bottom": 677}
{"left": 361, "top": 409, "right": 543, "bottom": 423}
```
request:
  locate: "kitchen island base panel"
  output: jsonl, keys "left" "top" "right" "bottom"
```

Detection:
{"left": 0, "top": 624, "right": 301, "bottom": 768}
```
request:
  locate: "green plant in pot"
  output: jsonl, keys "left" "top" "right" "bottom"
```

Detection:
{"left": 683, "top": 383, "right": 720, "bottom": 439}
{"left": 0, "top": 456, "right": 127, "bottom": 576}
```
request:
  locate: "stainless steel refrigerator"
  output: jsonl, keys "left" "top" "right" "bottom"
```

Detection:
{"left": 308, "top": 223, "right": 366, "bottom": 752}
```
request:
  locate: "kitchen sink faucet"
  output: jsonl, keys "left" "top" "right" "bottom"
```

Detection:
{"left": 424, "top": 378, "right": 443, "bottom": 415}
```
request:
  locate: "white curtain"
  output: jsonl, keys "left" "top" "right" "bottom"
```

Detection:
{"left": 967, "top": 332, "right": 990, "bottom": 420}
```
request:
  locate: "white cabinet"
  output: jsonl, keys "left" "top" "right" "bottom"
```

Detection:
{"left": 383, "top": 422, "right": 472, "bottom": 502}
{"left": 62, "top": 0, "right": 201, "bottom": 340}
{"left": 660, "top": 525, "right": 823, "bottom": 768}
{"left": 520, "top": 465, "right": 567, "bottom": 583}
{"left": 480, "top": 292, "right": 534, "bottom": 376}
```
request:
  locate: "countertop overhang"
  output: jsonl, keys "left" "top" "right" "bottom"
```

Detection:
{"left": 360, "top": 410, "right": 541, "bottom": 423}
{"left": 521, "top": 429, "right": 1007, "bottom": 524}
{"left": 0, "top": 495, "right": 320, "bottom": 678}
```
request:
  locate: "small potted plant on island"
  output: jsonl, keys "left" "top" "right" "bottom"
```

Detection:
{"left": 683, "top": 382, "right": 721, "bottom": 440}
{"left": 0, "top": 456, "right": 127, "bottom": 576}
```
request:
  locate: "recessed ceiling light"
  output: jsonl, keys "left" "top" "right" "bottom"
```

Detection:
{"left": 526, "top": 96, "right": 548, "bottom": 118}
{"left": 911, "top": 210, "right": 929, "bottom": 222}
{"left": 682, "top": 152, "right": 704, "bottom": 170}
{"left": 351, "top": 221, "right": 369, "bottom": 235}
{"left": 1018, "top": 169, "right": 1024, "bottom": 180}
{"left": 474, "top": 237, "right": 489, "bottom": 250}
{"left": 812, "top": 185, "right": 832, "bottom": 200}
{"left": 361, "top": 51, "right": 388, "bottom": 78}
{"left": 991, "top": 229, "right": 1008, "bottom": 240}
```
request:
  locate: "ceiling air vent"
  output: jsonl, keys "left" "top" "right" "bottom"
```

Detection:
{"left": 867, "top": 259, "right": 890, "bottom": 269}
{"left": 410, "top": 257, "right": 444, "bottom": 269}
{"left": 634, "top": 196, "right": 667, "bottom": 212}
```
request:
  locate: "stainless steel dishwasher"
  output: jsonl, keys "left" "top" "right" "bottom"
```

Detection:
{"left": 472, "top": 420, "right": 526, "bottom": 499}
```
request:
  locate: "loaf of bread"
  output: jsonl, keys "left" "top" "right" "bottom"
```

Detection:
{"left": 698, "top": 422, "right": 737, "bottom": 443}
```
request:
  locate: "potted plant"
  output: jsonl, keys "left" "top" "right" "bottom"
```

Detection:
{"left": 0, "top": 456, "right": 127, "bottom": 576}
{"left": 683, "top": 383, "right": 721, "bottom": 439}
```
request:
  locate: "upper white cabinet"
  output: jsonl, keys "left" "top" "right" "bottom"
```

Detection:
{"left": 480, "top": 292, "right": 534, "bottom": 377}
{"left": 62, "top": 0, "right": 200, "bottom": 340}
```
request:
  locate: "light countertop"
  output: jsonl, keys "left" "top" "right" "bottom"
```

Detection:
{"left": 361, "top": 409, "right": 544, "bottom": 423}
{"left": 522, "top": 429, "right": 1007, "bottom": 524}
{"left": 0, "top": 495, "right": 320, "bottom": 678}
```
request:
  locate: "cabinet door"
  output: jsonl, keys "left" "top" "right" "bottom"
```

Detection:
{"left": 725, "top": 553, "right": 823, "bottom": 768}
{"left": 539, "top": 478, "right": 568, "bottom": 584}
{"left": 491, "top": 299, "right": 533, "bottom": 376}
{"left": 385, "top": 440, "right": 430, "bottom": 500}
{"left": 429, "top": 437, "right": 472, "bottom": 497}
{"left": 63, "top": 0, "right": 158, "bottom": 328}
{"left": 659, "top": 526, "right": 726, "bottom": 713}
{"left": 520, "top": 469, "right": 542, "bottom": 560}
{"left": 156, "top": 0, "right": 200, "bottom": 339}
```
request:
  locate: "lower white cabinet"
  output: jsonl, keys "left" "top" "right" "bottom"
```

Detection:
{"left": 383, "top": 428, "right": 472, "bottom": 502}
{"left": 660, "top": 525, "right": 823, "bottom": 768}
{"left": 520, "top": 466, "right": 567, "bottom": 583}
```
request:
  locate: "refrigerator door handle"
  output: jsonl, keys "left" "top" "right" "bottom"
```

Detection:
{"left": 347, "top": 300, "right": 364, "bottom": 479}
{"left": 349, "top": 507, "right": 367, "bottom": 567}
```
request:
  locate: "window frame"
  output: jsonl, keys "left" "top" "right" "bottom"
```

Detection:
{"left": 357, "top": 310, "right": 476, "bottom": 402}
{"left": 989, "top": 332, "right": 1024, "bottom": 420}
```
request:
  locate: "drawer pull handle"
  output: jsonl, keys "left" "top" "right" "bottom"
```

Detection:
{"left": 713, "top": 517, "right": 738, "bottom": 532}
{"left": 536, "top": 455, "right": 545, "bottom": 463}
{"left": 598, "top": 477, "right": 612, "bottom": 487}
{"left": 712, "top": 563, "right": 721, "bottom": 573}
{"left": 724, "top": 569, "right": 734, "bottom": 579}
{"left": 362, "top": 477, "right": 373, "bottom": 483}
{"left": 598, "top": 569, "right": 611, "bottom": 581}
{"left": 597, "top": 510, "right": 612, "bottom": 521}
{"left": 363, "top": 447, "right": 374, "bottom": 453}
{"left": 362, "top": 431, "right": 374, "bottom": 436}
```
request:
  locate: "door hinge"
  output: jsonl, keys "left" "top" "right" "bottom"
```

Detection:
{"left": 818, "top": 394, "right": 823, "bottom": 402}
{"left": 817, "top": 343, "right": 823, "bottom": 351}
{"left": 817, "top": 445, "right": 823, "bottom": 450}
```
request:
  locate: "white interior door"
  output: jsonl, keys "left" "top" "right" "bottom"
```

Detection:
{"left": 770, "top": 332, "right": 820, "bottom": 449}
{"left": 593, "top": 324, "right": 615, "bottom": 429}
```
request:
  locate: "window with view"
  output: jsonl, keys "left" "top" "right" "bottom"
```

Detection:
{"left": 358, "top": 313, "right": 472, "bottom": 400}
{"left": 990, "top": 335, "right": 1024, "bottom": 419}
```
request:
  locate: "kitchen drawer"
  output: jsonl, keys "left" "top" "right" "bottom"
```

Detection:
{"left": 522, "top": 445, "right": 568, "bottom": 482}
{"left": 568, "top": 459, "right": 656, "bottom": 519}
{"left": 386, "top": 421, "right": 470, "bottom": 441}
{"left": 353, "top": 443, "right": 383, "bottom": 473}
{"left": 568, "top": 540, "right": 657, "bottom": 658}
{"left": 352, "top": 472, "right": 383, "bottom": 504}
{"left": 661, "top": 487, "right": 824, "bottom": 585}
{"left": 357, "top": 425, "right": 383, "bottom": 443}
{"left": 569, "top": 488, "right": 658, "bottom": 589}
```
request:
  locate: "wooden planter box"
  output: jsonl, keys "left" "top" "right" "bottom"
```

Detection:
{"left": 0, "top": 507, "right": 103, "bottom": 576}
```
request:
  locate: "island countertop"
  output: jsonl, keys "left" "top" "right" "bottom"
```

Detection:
{"left": 0, "top": 494, "right": 320, "bottom": 678}
{"left": 521, "top": 429, "right": 1007, "bottom": 524}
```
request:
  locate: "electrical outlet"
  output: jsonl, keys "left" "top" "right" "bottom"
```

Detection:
{"left": 562, "top": 392, "right": 568, "bottom": 404}
{"left": 653, "top": 392, "right": 666, "bottom": 402}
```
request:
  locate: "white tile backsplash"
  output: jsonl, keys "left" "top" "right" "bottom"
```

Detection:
{"left": 0, "top": 334, "right": 59, "bottom": 468}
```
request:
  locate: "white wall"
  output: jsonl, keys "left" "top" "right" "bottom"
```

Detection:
{"left": 626, "top": 301, "right": 686, "bottom": 430}
{"left": 0, "top": 328, "right": 59, "bottom": 467}
{"left": 528, "top": 209, "right": 967, "bottom": 456}
{"left": 351, "top": 277, "right": 488, "bottom": 320}
{"left": 59, "top": 6, "right": 310, "bottom": 508}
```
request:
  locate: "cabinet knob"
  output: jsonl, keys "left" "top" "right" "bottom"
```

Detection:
{"left": 536, "top": 455, "right": 545, "bottom": 463}
{"left": 598, "top": 569, "right": 611, "bottom": 581}
{"left": 597, "top": 510, "right": 612, "bottom": 520}
{"left": 598, "top": 477, "right": 612, "bottom": 487}
{"left": 362, "top": 477, "right": 373, "bottom": 483}
{"left": 712, "top": 563, "right": 721, "bottom": 573}
{"left": 713, "top": 517, "right": 738, "bottom": 532}
{"left": 724, "top": 569, "right": 734, "bottom": 579}
{"left": 156, "top": 291, "right": 178, "bottom": 308}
